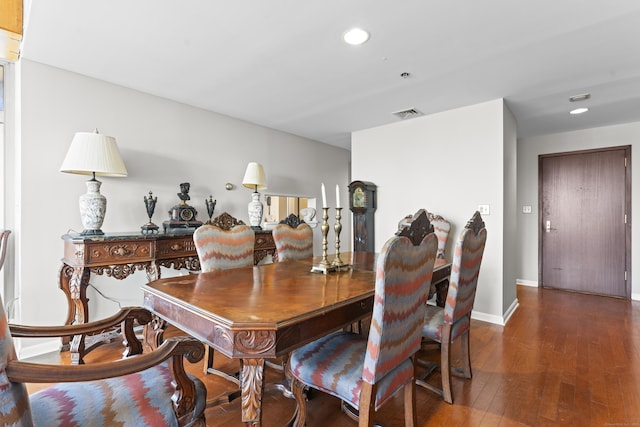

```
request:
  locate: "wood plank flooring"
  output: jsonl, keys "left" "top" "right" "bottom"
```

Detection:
{"left": 24, "top": 285, "right": 640, "bottom": 426}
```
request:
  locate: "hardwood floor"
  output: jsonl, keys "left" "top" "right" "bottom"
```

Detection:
{"left": 24, "top": 285, "right": 640, "bottom": 426}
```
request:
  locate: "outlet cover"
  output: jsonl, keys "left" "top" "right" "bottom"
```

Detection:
{"left": 522, "top": 205, "right": 532, "bottom": 214}
{"left": 478, "top": 204, "right": 490, "bottom": 215}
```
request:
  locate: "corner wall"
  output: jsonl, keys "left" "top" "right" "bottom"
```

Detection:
{"left": 352, "top": 99, "right": 517, "bottom": 323}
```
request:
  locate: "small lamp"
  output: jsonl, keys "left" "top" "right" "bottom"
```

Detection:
{"left": 242, "top": 162, "right": 267, "bottom": 230}
{"left": 60, "top": 129, "right": 128, "bottom": 235}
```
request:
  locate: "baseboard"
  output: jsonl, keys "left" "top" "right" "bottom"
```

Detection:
{"left": 517, "top": 279, "right": 538, "bottom": 287}
{"left": 632, "top": 292, "right": 640, "bottom": 301}
{"left": 502, "top": 297, "right": 519, "bottom": 324}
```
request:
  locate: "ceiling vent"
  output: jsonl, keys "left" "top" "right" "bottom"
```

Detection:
{"left": 392, "top": 108, "right": 423, "bottom": 120}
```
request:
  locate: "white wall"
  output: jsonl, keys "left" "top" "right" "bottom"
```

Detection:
{"left": 502, "top": 105, "right": 518, "bottom": 317}
{"left": 352, "top": 99, "right": 517, "bottom": 324}
{"left": 13, "top": 60, "right": 350, "bottom": 357}
{"left": 517, "top": 121, "right": 640, "bottom": 300}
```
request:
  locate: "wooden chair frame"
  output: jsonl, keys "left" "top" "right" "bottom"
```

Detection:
{"left": 6, "top": 307, "right": 207, "bottom": 426}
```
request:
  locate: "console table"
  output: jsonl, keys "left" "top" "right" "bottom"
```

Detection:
{"left": 59, "top": 229, "right": 275, "bottom": 363}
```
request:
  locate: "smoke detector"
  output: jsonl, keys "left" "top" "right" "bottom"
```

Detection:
{"left": 392, "top": 108, "right": 423, "bottom": 120}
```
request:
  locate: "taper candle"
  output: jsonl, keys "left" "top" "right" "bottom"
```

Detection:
{"left": 321, "top": 182, "right": 327, "bottom": 207}
{"left": 336, "top": 184, "right": 341, "bottom": 208}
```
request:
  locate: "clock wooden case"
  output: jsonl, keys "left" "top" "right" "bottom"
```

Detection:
{"left": 348, "top": 180, "right": 376, "bottom": 252}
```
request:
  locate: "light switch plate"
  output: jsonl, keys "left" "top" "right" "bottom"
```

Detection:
{"left": 522, "top": 205, "right": 532, "bottom": 214}
{"left": 478, "top": 204, "right": 490, "bottom": 215}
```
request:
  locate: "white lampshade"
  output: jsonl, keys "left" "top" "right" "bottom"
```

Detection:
{"left": 242, "top": 162, "right": 267, "bottom": 191}
{"left": 60, "top": 131, "right": 128, "bottom": 177}
{"left": 59, "top": 130, "right": 128, "bottom": 235}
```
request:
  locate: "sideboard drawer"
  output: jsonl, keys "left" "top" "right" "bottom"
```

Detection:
{"left": 157, "top": 236, "right": 196, "bottom": 258}
{"left": 84, "top": 241, "right": 155, "bottom": 265}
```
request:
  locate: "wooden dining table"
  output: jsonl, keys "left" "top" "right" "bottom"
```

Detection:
{"left": 142, "top": 252, "right": 451, "bottom": 426}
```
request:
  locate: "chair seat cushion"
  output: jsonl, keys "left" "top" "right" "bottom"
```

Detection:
{"left": 289, "top": 331, "right": 414, "bottom": 410}
{"left": 423, "top": 305, "right": 470, "bottom": 342}
{"left": 29, "top": 363, "right": 206, "bottom": 427}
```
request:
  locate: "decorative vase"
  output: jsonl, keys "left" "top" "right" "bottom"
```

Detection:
{"left": 79, "top": 180, "right": 106, "bottom": 235}
{"left": 247, "top": 192, "right": 263, "bottom": 229}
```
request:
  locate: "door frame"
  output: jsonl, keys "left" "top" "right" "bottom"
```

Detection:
{"left": 538, "top": 145, "right": 631, "bottom": 298}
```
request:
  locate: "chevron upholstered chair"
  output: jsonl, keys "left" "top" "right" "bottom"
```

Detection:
{"left": 417, "top": 211, "right": 487, "bottom": 404}
{"left": 193, "top": 222, "right": 254, "bottom": 382}
{"left": 272, "top": 214, "right": 313, "bottom": 262}
{"left": 0, "top": 298, "right": 206, "bottom": 427}
{"left": 398, "top": 210, "right": 450, "bottom": 259}
{"left": 288, "top": 211, "right": 438, "bottom": 427}
{"left": 426, "top": 212, "right": 451, "bottom": 260}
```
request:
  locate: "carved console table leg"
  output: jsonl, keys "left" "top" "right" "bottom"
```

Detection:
{"left": 58, "top": 264, "right": 90, "bottom": 355}
{"left": 240, "top": 358, "right": 266, "bottom": 426}
{"left": 146, "top": 262, "right": 161, "bottom": 282}
{"left": 144, "top": 314, "right": 167, "bottom": 351}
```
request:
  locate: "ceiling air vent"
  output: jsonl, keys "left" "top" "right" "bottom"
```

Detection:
{"left": 392, "top": 108, "right": 423, "bottom": 120}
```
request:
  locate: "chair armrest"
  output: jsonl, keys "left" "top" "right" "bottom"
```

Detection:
{"left": 7, "top": 336, "right": 205, "bottom": 421}
{"left": 6, "top": 336, "right": 203, "bottom": 382}
{"left": 9, "top": 306, "right": 152, "bottom": 338}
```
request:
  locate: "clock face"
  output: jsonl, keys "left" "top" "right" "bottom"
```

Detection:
{"left": 353, "top": 187, "right": 366, "bottom": 208}
{"left": 180, "top": 208, "right": 195, "bottom": 221}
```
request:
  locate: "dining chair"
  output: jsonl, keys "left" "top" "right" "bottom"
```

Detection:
{"left": 193, "top": 221, "right": 254, "bottom": 384}
{"left": 398, "top": 210, "right": 450, "bottom": 259}
{"left": 267, "top": 214, "right": 313, "bottom": 381}
{"left": 398, "top": 210, "right": 451, "bottom": 306}
{"left": 272, "top": 213, "right": 313, "bottom": 262}
{"left": 0, "top": 296, "right": 207, "bottom": 427}
{"left": 416, "top": 210, "right": 487, "bottom": 404}
{"left": 288, "top": 210, "right": 439, "bottom": 427}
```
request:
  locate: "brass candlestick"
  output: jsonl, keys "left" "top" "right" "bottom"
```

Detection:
{"left": 311, "top": 207, "right": 337, "bottom": 273}
{"left": 332, "top": 207, "right": 345, "bottom": 267}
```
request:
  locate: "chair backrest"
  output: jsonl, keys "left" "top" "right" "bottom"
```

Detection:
{"left": 398, "top": 211, "right": 449, "bottom": 259}
{"left": 193, "top": 224, "right": 255, "bottom": 272}
{"left": 272, "top": 215, "right": 313, "bottom": 261}
{"left": 0, "top": 293, "right": 33, "bottom": 425}
{"left": 210, "top": 211, "right": 246, "bottom": 231}
{"left": 444, "top": 211, "right": 487, "bottom": 326}
{"left": 0, "top": 230, "right": 11, "bottom": 271}
{"left": 426, "top": 212, "right": 450, "bottom": 259}
{"left": 395, "top": 208, "right": 434, "bottom": 246}
{"left": 363, "top": 211, "right": 438, "bottom": 385}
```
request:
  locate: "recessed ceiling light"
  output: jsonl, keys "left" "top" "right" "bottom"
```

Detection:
{"left": 343, "top": 28, "right": 370, "bottom": 45}
{"left": 570, "top": 107, "right": 589, "bottom": 115}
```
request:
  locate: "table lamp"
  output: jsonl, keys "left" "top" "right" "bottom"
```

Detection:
{"left": 242, "top": 162, "right": 267, "bottom": 230}
{"left": 59, "top": 129, "right": 128, "bottom": 235}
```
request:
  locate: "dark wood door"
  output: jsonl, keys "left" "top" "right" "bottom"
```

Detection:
{"left": 539, "top": 147, "right": 630, "bottom": 298}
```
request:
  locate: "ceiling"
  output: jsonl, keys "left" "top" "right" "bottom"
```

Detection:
{"left": 20, "top": 1, "right": 640, "bottom": 150}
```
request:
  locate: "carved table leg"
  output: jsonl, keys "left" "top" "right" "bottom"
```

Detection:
{"left": 240, "top": 358, "right": 266, "bottom": 426}
{"left": 58, "top": 264, "right": 75, "bottom": 350}
{"left": 58, "top": 264, "right": 90, "bottom": 357}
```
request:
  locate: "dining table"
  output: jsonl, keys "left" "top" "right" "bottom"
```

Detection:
{"left": 141, "top": 252, "right": 451, "bottom": 426}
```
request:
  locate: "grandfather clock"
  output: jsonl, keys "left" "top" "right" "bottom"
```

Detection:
{"left": 348, "top": 181, "right": 376, "bottom": 252}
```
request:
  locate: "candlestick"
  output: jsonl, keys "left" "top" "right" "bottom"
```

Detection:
{"left": 336, "top": 184, "right": 341, "bottom": 208}
{"left": 311, "top": 207, "right": 337, "bottom": 273}
{"left": 321, "top": 182, "right": 327, "bottom": 208}
{"left": 332, "top": 207, "right": 346, "bottom": 267}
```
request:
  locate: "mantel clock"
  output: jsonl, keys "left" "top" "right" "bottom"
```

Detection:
{"left": 348, "top": 181, "right": 376, "bottom": 252}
